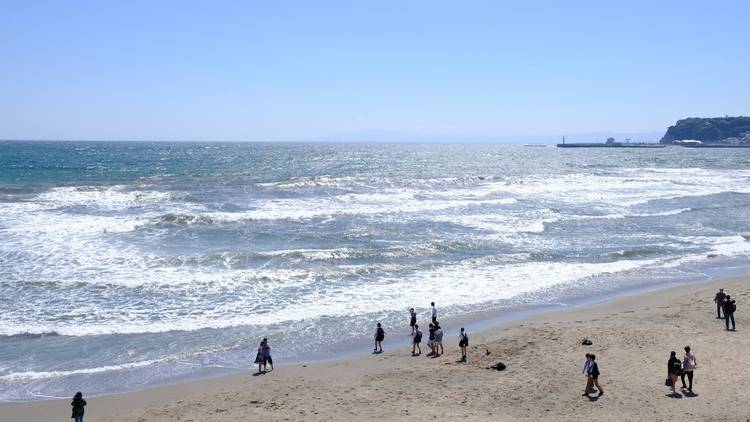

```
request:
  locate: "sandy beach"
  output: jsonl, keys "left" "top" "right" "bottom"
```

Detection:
{"left": 3, "top": 273, "right": 747, "bottom": 421}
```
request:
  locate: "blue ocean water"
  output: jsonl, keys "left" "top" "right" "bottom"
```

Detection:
{"left": 1, "top": 141, "right": 750, "bottom": 401}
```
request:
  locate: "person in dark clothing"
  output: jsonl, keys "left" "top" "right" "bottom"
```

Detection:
{"left": 583, "top": 354, "right": 603, "bottom": 397}
{"left": 667, "top": 351, "right": 682, "bottom": 395}
{"left": 427, "top": 323, "right": 436, "bottom": 357}
{"left": 71, "top": 391, "right": 86, "bottom": 422}
{"left": 412, "top": 324, "right": 422, "bottom": 356}
{"left": 714, "top": 288, "right": 726, "bottom": 319}
{"left": 409, "top": 307, "right": 417, "bottom": 335}
{"left": 723, "top": 295, "right": 736, "bottom": 331}
{"left": 458, "top": 328, "right": 469, "bottom": 362}
{"left": 374, "top": 322, "right": 385, "bottom": 353}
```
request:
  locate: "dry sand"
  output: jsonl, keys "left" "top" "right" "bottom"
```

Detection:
{"left": 3, "top": 273, "right": 748, "bottom": 421}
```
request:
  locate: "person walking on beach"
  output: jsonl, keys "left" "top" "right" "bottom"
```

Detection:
{"left": 723, "top": 295, "right": 736, "bottom": 331}
{"left": 584, "top": 354, "right": 603, "bottom": 397}
{"left": 714, "top": 288, "right": 727, "bottom": 319}
{"left": 667, "top": 351, "right": 682, "bottom": 395}
{"left": 458, "top": 328, "right": 469, "bottom": 362}
{"left": 412, "top": 324, "right": 422, "bottom": 356}
{"left": 71, "top": 391, "right": 86, "bottom": 422}
{"left": 427, "top": 323, "right": 436, "bottom": 357}
{"left": 681, "top": 346, "right": 696, "bottom": 392}
{"left": 582, "top": 353, "right": 596, "bottom": 395}
{"left": 374, "top": 323, "right": 385, "bottom": 353}
{"left": 434, "top": 323, "right": 444, "bottom": 357}
{"left": 262, "top": 337, "right": 273, "bottom": 371}
{"left": 409, "top": 307, "right": 417, "bottom": 335}
{"left": 431, "top": 302, "right": 438, "bottom": 324}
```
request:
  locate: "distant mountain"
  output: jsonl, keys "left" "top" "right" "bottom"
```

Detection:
{"left": 660, "top": 116, "right": 750, "bottom": 143}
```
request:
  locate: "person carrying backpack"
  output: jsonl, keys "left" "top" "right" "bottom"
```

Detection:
{"left": 458, "top": 328, "right": 469, "bottom": 362}
{"left": 723, "top": 295, "right": 736, "bottom": 331}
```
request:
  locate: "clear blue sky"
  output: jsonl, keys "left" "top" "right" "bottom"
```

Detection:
{"left": 1, "top": 0, "right": 748, "bottom": 141}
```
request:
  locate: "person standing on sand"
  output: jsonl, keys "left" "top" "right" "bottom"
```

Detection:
{"left": 409, "top": 308, "right": 417, "bottom": 335}
{"left": 262, "top": 337, "right": 273, "bottom": 371}
{"left": 434, "top": 323, "right": 444, "bottom": 357}
{"left": 374, "top": 323, "right": 385, "bottom": 353}
{"left": 458, "top": 328, "right": 469, "bottom": 362}
{"left": 714, "top": 288, "right": 726, "bottom": 319}
{"left": 667, "top": 351, "right": 682, "bottom": 395}
{"left": 427, "top": 323, "right": 436, "bottom": 357}
{"left": 584, "top": 354, "right": 603, "bottom": 397}
{"left": 71, "top": 391, "right": 86, "bottom": 422}
{"left": 723, "top": 295, "right": 736, "bottom": 331}
{"left": 431, "top": 302, "right": 438, "bottom": 324}
{"left": 412, "top": 324, "right": 422, "bottom": 356}
{"left": 255, "top": 340, "right": 266, "bottom": 374}
{"left": 681, "top": 346, "right": 696, "bottom": 392}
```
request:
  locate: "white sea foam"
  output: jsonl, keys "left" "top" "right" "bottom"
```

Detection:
{"left": 0, "top": 359, "right": 165, "bottom": 382}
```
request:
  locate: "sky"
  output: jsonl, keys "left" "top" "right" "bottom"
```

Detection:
{"left": 1, "top": 0, "right": 748, "bottom": 142}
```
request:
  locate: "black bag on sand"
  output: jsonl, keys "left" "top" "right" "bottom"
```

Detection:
{"left": 487, "top": 361, "right": 506, "bottom": 371}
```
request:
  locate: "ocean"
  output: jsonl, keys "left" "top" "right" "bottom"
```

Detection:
{"left": 1, "top": 141, "right": 750, "bottom": 401}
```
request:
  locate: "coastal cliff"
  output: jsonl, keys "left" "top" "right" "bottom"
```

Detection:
{"left": 660, "top": 116, "right": 750, "bottom": 144}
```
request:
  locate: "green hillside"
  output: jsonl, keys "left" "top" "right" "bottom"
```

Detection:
{"left": 660, "top": 116, "right": 750, "bottom": 143}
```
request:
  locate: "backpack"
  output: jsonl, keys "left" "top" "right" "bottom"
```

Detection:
{"left": 730, "top": 302, "right": 737, "bottom": 313}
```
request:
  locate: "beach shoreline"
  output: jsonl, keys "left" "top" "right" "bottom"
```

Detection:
{"left": 3, "top": 269, "right": 748, "bottom": 421}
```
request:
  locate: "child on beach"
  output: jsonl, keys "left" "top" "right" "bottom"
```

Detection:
{"left": 374, "top": 323, "right": 385, "bottom": 353}
{"left": 71, "top": 391, "right": 86, "bottom": 422}
{"left": 458, "top": 328, "right": 469, "bottom": 362}
{"left": 412, "top": 324, "right": 422, "bottom": 356}
{"left": 431, "top": 302, "right": 438, "bottom": 324}
{"left": 409, "top": 308, "right": 417, "bottom": 335}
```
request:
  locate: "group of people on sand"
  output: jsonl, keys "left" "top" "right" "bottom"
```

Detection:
{"left": 714, "top": 287, "right": 737, "bottom": 331}
{"left": 666, "top": 346, "right": 697, "bottom": 395}
{"left": 373, "top": 302, "right": 469, "bottom": 362}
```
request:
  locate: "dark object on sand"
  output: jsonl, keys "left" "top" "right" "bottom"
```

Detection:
{"left": 581, "top": 338, "right": 593, "bottom": 346}
{"left": 485, "top": 349, "right": 491, "bottom": 356}
{"left": 487, "top": 361, "right": 506, "bottom": 371}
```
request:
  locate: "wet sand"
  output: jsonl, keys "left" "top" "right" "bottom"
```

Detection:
{"left": 3, "top": 272, "right": 748, "bottom": 421}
